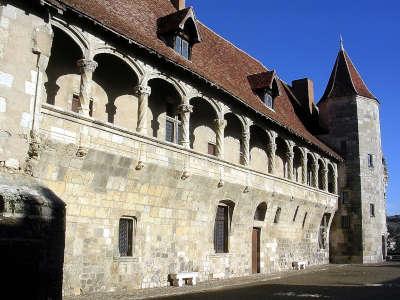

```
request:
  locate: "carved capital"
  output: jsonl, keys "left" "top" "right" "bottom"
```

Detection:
{"left": 77, "top": 59, "right": 98, "bottom": 74}
{"left": 214, "top": 118, "right": 227, "bottom": 129}
{"left": 178, "top": 103, "right": 193, "bottom": 114}
{"left": 135, "top": 84, "right": 151, "bottom": 96}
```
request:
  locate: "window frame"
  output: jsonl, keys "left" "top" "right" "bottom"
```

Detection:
{"left": 118, "top": 217, "right": 136, "bottom": 257}
{"left": 174, "top": 35, "right": 191, "bottom": 59}
{"left": 367, "top": 154, "right": 374, "bottom": 168}
{"left": 214, "top": 205, "right": 229, "bottom": 253}
{"left": 370, "top": 203, "right": 375, "bottom": 217}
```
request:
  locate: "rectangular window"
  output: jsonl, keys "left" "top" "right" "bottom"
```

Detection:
{"left": 214, "top": 205, "right": 228, "bottom": 253}
{"left": 368, "top": 154, "right": 374, "bottom": 168}
{"left": 341, "top": 215, "right": 350, "bottom": 229}
{"left": 71, "top": 94, "right": 81, "bottom": 113}
{"left": 119, "top": 218, "right": 135, "bottom": 257}
{"left": 370, "top": 203, "right": 375, "bottom": 217}
{"left": 341, "top": 191, "right": 349, "bottom": 204}
{"left": 274, "top": 207, "right": 281, "bottom": 224}
{"left": 165, "top": 119, "right": 175, "bottom": 143}
{"left": 340, "top": 140, "right": 347, "bottom": 155}
{"left": 208, "top": 142, "right": 216, "bottom": 156}
{"left": 302, "top": 212, "right": 308, "bottom": 228}
{"left": 174, "top": 35, "right": 190, "bottom": 59}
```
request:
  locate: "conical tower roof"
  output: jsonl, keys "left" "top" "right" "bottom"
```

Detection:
{"left": 320, "top": 45, "right": 376, "bottom": 102}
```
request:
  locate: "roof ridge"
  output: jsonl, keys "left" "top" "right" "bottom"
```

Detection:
{"left": 197, "top": 20, "right": 270, "bottom": 73}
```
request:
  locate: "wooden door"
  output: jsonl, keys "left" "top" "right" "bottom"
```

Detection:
{"left": 252, "top": 227, "right": 260, "bottom": 274}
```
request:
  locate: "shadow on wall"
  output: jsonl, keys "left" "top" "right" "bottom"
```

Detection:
{"left": 0, "top": 183, "right": 66, "bottom": 300}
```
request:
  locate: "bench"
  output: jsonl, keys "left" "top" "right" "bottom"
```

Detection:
{"left": 169, "top": 272, "right": 199, "bottom": 287}
{"left": 292, "top": 261, "right": 307, "bottom": 270}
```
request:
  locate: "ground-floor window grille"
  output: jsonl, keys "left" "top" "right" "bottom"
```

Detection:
{"left": 214, "top": 205, "right": 228, "bottom": 253}
{"left": 341, "top": 215, "right": 350, "bottom": 229}
{"left": 119, "top": 217, "right": 135, "bottom": 257}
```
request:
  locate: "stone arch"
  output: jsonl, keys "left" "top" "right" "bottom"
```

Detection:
{"left": 50, "top": 20, "right": 88, "bottom": 55}
{"left": 45, "top": 26, "right": 84, "bottom": 110}
{"left": 145, "top": 73, "right": 186, "bottom": 102}
{"left": 189, "top": 95, "right": 221, "bottom": 118}
{"left": 93, "top": 47, "right": 145, "bottom": 81}
{"left": 190, "top": 97, "right": 219, "bottom": 154}
{"left": 249, "top": 124, "right": 269, "bottom": 173}
{"left": 275, "top": 136, "right": 289, "bottom": 178}
{"left": 148, "top": 78, "right": 182, "bottom": 142}
{"left": 224, "top": 112, "right": 243, "bottom": 164}
{"left": 254, "top": 202, "right": 267, "bottom": 221}
{"left": 92, "top": 53, "right": 139, "bottom": 127}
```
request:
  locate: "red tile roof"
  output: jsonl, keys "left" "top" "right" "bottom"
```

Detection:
{"left": 320, "top": 49, "right": 376, "bottom": 102}
{"left": 43, "top": 0, "right": 341, "bottom": 160}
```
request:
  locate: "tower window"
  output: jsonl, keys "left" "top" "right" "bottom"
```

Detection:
{"left": 370, "top": 203, "right": 375, "bottom": 217}
{"left": 293, "top": 206, "right": 299, "bottom": 222}
{"left": 174, "top": 35, "right": 190, "bottom": 59}
{"left": 368, "top": 154, "right": 374, "bottom": 168}
{"left": 119, "top": 217, "right": 136, "bottom": 257}
{"left": 341, "top": 215, "right": 350, "bottom": 229}
{"left": 341, "top": 191, "right": 349, "bottom": 204}
{"left": 302, "top": 212, "right": 308, "bottom": 228}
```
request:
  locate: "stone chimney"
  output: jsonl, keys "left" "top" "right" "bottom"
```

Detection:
{"left": 292, "top": 78, "right": 315, "bottom": 115}
{"left": 171, "top": 0, "right": 186, "bottom": 10}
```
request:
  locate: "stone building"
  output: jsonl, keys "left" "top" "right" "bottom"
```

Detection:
{"left": 0, "top": 0, "right": 387, "bottom": 298}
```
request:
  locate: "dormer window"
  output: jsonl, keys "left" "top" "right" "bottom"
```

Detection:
{"left": 248, "top": 70, "right": 280, "bottom": 110}
{"left": 174, "top": 35, "right": 190, "bottom": 59}
{"left": 158, "top": 7, "right": 202, "bottom": 60}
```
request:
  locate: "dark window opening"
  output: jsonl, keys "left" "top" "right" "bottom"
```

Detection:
{"left": 0, "top": 195, "right": 4, "bottom": 213}
{"left": 341, "top": 191, "right": 349, "bottom": 204}
{"left": 214, "top": 205, "right": 229, "bottom": 253}
{"left": 341, "top": 215, "right": 350, "bottom": 229}
{"left": 302, "top": 212, "right": 308, "bottom": 228}
{"left": 274, "top": 207, "right": 281, "bottom": 224}
{"left": 368, "top": 154, "right": 374, "bottom": 168}
{"left": 370, "top": 203, "right": 375, "bottom": 217}
{"left": 254, "top": 203, "right": 267, "bottom": 221}
{"left": 71, "top": 94, "right": 93, "bottom": 117}
{"left": 340, "top": 140, "right": 347, "bottom": 155}
{"left": 208, "top": 142, "right": 216, "bottom": 156}
{"left": 293, "top": 206, "right": 299, "bottom": 222}
{"left": 119, "top": 218, "right": 135, "bottom": 257}
{"left": 175, "top": 35, "right": 190, "bottom": 59}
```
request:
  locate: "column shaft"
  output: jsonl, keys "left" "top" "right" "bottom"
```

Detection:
{"left": 178, "top": 103, "right": 193, "bottom": 149}
{"left": 77, "top": 59, "right": 98, "bottom": 117}
{"left": 135, "top": 85, "right": 151, "bottom": 135}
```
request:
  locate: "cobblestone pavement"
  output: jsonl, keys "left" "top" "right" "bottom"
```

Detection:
{"left": 65, "top": 262, "right": 400, "bottom": 300}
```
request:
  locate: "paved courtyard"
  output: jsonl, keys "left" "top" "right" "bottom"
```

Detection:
{"left": 66, "top": 262, "right": 400, "bottom": 300}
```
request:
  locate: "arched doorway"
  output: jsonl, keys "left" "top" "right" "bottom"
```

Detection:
{"left": 252, "top": 202, "right": 267, "bottom": 274}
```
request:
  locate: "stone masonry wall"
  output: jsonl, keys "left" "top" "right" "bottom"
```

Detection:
{"left": 36, "top": 107, "right": 337, "bottom": 296}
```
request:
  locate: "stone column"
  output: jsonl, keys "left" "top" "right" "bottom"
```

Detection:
{"left": 313, "top": 155, "right": 319, "bottom": 188}
{"left": 214, "top": 118, "right": 227, "bottom": 159}
{"left": 77, "top": 59, "right": 98, "bottom": 117}
{"left": 135, "top": 84, "right": 151, "bottom": 135}
{"left": 332, "top": 163, "right": 338, "bottom": 194}
{"left": 242, "top": 125, "right": 250, "bottom": 166}
{"left": 322, "top": 164, "right": 328, "bottom": 191}
{"left": 301, "top": 148, "right": 308, "bottom": 184}
{"left": 286, "top": 140, "right": 295, "bottom": 180}
{"left": 178, "top": 102, "right": 193, "bottom": 149}
{"left": 267, "top": 131, "right": 277, "bottom": 174}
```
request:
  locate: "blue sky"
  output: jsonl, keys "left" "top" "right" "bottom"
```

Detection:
{"left": 187, "top": 0, "right": 400, "bottom": 215}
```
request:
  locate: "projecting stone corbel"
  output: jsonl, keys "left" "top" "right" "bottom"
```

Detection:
{"left": 181, "top": 170, "right": 190, "bottom": 180}
{"left": 243, "top": 186, "right": 250, "bottom": 193}
{"left": 217, "top": 179, "right": 224, "bottom": 188}
{"left": 135, "top": 161, "right": 145, "bottom": 170}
